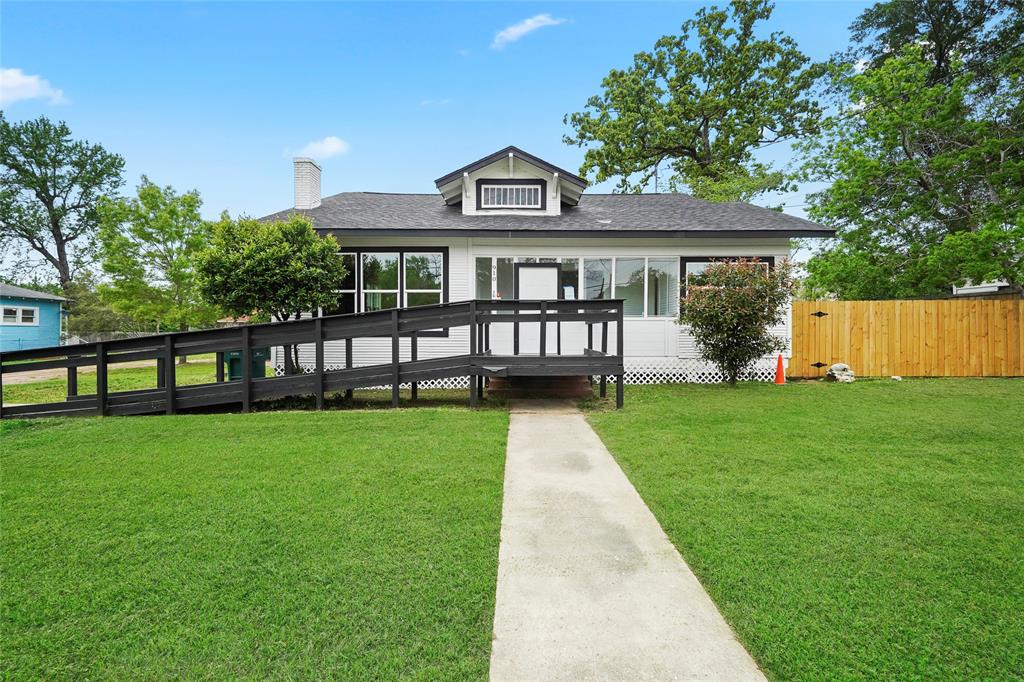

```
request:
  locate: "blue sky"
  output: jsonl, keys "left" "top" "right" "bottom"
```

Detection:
{"left": 3, "top": 1, "right": 868, "bottom": 222}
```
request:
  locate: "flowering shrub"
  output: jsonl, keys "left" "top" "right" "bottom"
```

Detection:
{"left": 679, "top": 258, "right": 795, "bottom": 385}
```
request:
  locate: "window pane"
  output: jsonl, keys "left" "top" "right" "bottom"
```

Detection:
{"left": 647, "top": 258, "right": 679, "bottom": 316}
{"left": 584, "top": 259, "right": 613, "bottom": 300}
{"left": 475, "top": 257, "right": 492, "bottom": 298}
{"left": 362, "top": 253, "right": 399, "bottom": 290}
{"left": 364, "top": 292, "right": 398, "bottom": 311}
{"left": 405, "top": 252, "right": 443, "bottom": 290}
{"left": 20, "top": 309, "right": 36, "bottom": 323}
{"left": 3, "top": 308, "right": 17, "bottom": 323}
{"left": 339, "top": 253, "right": 356, "bottom": 290}
{"left": 615, "top": 258, "right": 645, "bottom": 316}
{"left": 325, "top": 293, "right": 356, "bottom": 316}
{"left": 407, "top": 291, "right": 442, "bottom": 307}
{"left": 496, "top": 258, "right": 514, "bottom": 299}
{"left": 560, "top": 258, "right": 579, "bottom": 299}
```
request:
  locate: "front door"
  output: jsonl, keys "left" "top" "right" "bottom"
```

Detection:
{"left": 514, "top": 264, "right": 560, "bottom": 355}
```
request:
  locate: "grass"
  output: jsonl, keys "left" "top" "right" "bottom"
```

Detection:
{"left": 2, "top": 358, "right": 228, "bottom": 405}
{"left": 1, "top": 408, "right": 508, "bottom": 679}
{"left": 586, "top": 379, "right": 1024, "bottom": 680}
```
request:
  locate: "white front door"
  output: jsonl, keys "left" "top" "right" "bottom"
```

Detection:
{"left": 515, "top": 264, "right": 560, "bottom": 355}
{"left": 516, "top": 265, "right": 559, "bottom": 300}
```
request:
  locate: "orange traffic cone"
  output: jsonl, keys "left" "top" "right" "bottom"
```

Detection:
{"left": 774, "top": 354, "right": 785, "bottom": 385}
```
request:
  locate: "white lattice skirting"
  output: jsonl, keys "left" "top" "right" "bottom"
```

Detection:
{"left": 275, "top": 360, "right": 775, "bottom": 387}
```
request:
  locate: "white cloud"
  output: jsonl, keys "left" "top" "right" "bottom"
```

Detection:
{"left": 296, "top": 135, "right": 350, "bottom": 159}
{"left": 419, "top": 98, "right": 453, "bottom": 107}
{"left": 491, "top": 14, "right": 567, "bottom": 50}
{"left": 457, "top": 48, "right": 471, "bottom": 57}
{"left": 0, "top": 68, "right": 67, "bottom": 106}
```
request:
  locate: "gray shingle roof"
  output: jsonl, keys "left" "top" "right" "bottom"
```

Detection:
{"left": 262, "top": 192, "right": 832, "bottom": 237}
{"left": 0, "top": 283, "right": 66, "bottom": 302}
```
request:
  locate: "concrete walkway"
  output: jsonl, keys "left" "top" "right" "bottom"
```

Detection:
{"left": 490, "top": 400, "right": 765, "bottom": 681}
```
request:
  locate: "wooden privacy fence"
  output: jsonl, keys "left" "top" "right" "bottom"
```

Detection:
{"left": 790, "top": 299, "right": 1024, "bottom": 378}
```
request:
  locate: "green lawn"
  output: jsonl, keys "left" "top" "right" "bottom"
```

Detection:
{"left": 587, "top": 379, "right": 1024, "bottom": 680}
{"left": 1, "top": 409, "right": 508, "bottom": 679}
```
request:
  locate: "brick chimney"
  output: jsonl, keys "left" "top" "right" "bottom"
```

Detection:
{"left": 293, "top": 157, "right": 321, "bottom": 209}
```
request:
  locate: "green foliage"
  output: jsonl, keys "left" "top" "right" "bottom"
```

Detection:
{"left": 97, "top": 177, "right": 220, "bottom": 332}
{"left": 0, "top": 114, "right": 124, "bottom": 290}
{"left": 196, "top": 214, "right": 346, "bottom": 322}
{"left": 564, "top": 0, "right": 823, "bottom": 201}
{"left": 62, "top": 272, "right": 147, "bottom": 335}
{"left": 679, "top": 258, "right": 794, "bottom": 385}
{"left": 801, "top": 0, "right": 1024, "bottom": 299}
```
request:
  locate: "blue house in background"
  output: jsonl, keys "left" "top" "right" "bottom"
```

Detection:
{"left": 1, "top": 283, "right": 66, "bottom": 352}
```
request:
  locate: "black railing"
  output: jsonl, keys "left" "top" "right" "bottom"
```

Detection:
{"left": 1, "top": 299, "right": 625, "bottom": 419}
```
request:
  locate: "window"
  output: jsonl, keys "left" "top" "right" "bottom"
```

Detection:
{"left": 583, "top": 257, "right": 680, "bottom": 317}
{"left": 647, "top": 259, "right": 679, "bottom": 317}
{"left": 321, "top": 248, "right": 448, "bottom": 316}
{"left": 584, "top": 259, "right": 613, "bottom": 300}
{"left": 614, "top": 258, "right": 645, "bottom": 316}
{"left": 682, "top": 257, "right": 773, "bottom": 296}
{"left": 362, "top": 252, "right": 400, "bottom": 311}
{"left": 477, "top": 180, "right": 546, "bottom": 210}
{"left": 325, "top": 253, "right": 357, "bottom": 316}
{"left": 1, "top": 306, "right": 40, "bottom": 326}
{"left": 404, "top": 252, "right": 443, "bottom": 307}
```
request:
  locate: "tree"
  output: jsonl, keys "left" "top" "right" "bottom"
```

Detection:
{"left": 800, "top": 45, "right": 1023, "bottom": 298}
{"left": 196, "top": 214, "right": 347, "bottom": 371}
{"left": 62, "top": 272, "right": 150, "bottom": 338}
{"left": 0, "top": 114, "right": 125, "bottom": 292}
{"left": 848, "top": 0, "right": 1022, "bottom": 91}
{"left": 97, "top": 177, "right": 220, "bottom": 334}
{"left": 679, "top": 258, "right": 795, "bottom": 385}
{"left": 564, "top": 0, "right": 824, "bottom": 201}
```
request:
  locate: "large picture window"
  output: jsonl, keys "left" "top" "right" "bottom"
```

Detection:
{"left": 681, "top": 257, "right": 774, "bottom": 296}
{"left": 323, "top": 248, "right": 448, "bottom": 318}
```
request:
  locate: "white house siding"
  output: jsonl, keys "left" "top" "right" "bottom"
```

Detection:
{"left": 282, "top": 234, "right": 792, "bottom": 384}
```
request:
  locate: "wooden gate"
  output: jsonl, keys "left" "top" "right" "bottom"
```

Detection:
{"left": 790, "top": 299, "right": 1024, "bottom": 378}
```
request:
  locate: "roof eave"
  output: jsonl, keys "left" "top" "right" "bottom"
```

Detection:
{"left": 433, "top": 145, "right": 587, "bottom": 189}
{"left": 315, "top": 227, "right": 835, "bottom": 239}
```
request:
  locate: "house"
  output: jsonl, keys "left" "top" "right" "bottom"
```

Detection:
{"left": 0, "top": 283, "right": 66, "bottom": 352}
{"left": 263, "top": 146, "right": 832, "bottom": 383}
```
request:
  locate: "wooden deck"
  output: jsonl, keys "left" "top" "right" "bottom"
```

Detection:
{"left": 1, "top": 299, "right": 625, "bottom": 419}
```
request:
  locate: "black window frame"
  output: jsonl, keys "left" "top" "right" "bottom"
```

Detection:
{"left": 680, "top": 256, "right": 776, "bottom": 296}
{"left": 476, "top": 178, "right": 547, "bottom": 211}
{"left": 323, "top": 246, "right": 450, "bottom": 337}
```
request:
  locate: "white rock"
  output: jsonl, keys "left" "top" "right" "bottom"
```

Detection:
{"left": 826, "top": 363, "right": 856, "bottom": 383}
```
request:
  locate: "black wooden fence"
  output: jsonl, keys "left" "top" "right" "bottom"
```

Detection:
{"left": 1, "top": 299, "right": 625, "bottom": 419}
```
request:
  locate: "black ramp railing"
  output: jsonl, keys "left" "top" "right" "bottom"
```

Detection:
{"left": 0, "top": 299, "right": 625, "bottom": 419}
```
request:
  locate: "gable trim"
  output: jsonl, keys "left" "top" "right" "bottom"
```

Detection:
{"left": 434, "top": 146, "right": 586, "bottom": 189}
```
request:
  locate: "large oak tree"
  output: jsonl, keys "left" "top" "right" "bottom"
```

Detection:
{"left": 564, "top": 0, "right": 824, "bottom": 201}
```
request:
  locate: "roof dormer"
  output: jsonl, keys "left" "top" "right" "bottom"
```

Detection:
{"left": 433, "top": 146, "right": 587, "bottom": 216}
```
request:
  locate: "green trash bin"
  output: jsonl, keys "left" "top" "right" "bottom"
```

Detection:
{"left": 225, "top": 347, "right": 270, "bottom": 380}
